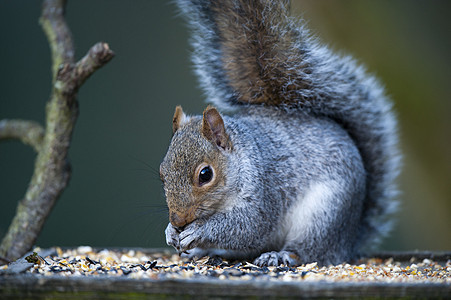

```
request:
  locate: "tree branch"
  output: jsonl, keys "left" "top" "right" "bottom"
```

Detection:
{"left": 75, "top": 42, "right": 114, "bottom": 86}
{"left": 0, "top": 0, "right": 114, "bottom": 262}
{"left": 57, "top": 42, "right": 115, "bottom": 95}
{"left": 0, "top": 120, "right": 45, "bottom": 152}
{"left": 39, "top": 0, "right": 74, "bottom": 80}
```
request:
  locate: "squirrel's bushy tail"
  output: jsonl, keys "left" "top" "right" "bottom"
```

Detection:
{"left": 176, "top": 0, "right": 401, "bottom": 249}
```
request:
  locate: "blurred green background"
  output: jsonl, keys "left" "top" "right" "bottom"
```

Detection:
{"left": 0, "top": 0, "right": 450, "bottom": 252}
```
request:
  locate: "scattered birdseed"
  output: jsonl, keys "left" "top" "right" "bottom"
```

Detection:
{"left": 10, "top": 247, "right": 450, "bottom": 284}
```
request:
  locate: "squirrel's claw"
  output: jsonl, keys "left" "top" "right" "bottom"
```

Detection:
{"left": 253, "top": 251, "right": 300, "bottom": 267}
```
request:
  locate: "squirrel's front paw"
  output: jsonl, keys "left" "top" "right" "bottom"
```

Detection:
{"left": 165, "top": 223, "right": 180, "bottom": 251}
{"left": 178, "top": 222, "right": 204, "bottom": 252}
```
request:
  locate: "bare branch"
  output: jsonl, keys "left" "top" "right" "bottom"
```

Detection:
{"left": 0, "top": 0, "right": 114, "bottom": 262}
{"left": 0, "top": 119, "right": 44, "bottom": 152}
{"left": 39, "top": 0, "right": 74, "bottom": 81}
{"left": 56, "top": 42, "right": 115, "bottom": 95}
{"left": 75, "top": 42, "right": 115, "bottom": 86}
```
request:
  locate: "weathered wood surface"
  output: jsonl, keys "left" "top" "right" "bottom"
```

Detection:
{"left": 0, "top": 250, "right": 450, "bottom": 299}
{"left": 1, "top": 274, "right": 449, "bottom": 299}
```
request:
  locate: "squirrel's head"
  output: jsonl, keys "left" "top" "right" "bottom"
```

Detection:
{"left": 160, "top": 105, "right": 233, "bottom": 229}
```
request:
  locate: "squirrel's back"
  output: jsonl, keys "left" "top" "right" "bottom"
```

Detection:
{"left": 176, "top": 0, "right": 401, "bottom": 251}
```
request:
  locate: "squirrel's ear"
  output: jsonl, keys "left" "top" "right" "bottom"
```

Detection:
{"left": 202, "top": 106, "right": 231, "bottom": 150}
{"left": 172, "top": 106, "right": 186, "bottom": 134}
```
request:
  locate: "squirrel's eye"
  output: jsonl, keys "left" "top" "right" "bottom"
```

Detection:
{"left": 198, "top": 165, "right": 213, "bottom": 185}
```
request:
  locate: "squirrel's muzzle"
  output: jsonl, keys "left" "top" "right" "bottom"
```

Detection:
{"left": 170, "top": 210, "right": 195, "bottom": 229}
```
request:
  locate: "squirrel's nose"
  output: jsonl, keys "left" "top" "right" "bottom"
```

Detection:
{"left": 170, "top": 212, "right": 188, "bottom": 228}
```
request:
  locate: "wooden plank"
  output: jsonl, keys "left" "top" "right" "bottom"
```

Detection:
{"left": 1, "top": 274, "right": 449, "bottom": 299}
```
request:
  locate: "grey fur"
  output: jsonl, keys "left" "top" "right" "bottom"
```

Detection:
{"left": 160, "top": 0, "right": 401, "bottom": 266}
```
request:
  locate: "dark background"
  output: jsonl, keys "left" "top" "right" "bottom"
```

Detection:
{"left": 1, "top": 0, "right": 450, "bottom": 252}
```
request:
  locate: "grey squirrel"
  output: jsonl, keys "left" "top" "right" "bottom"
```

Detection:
{"left": 160, "top": 0, "right": 400, "bottom": 266}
